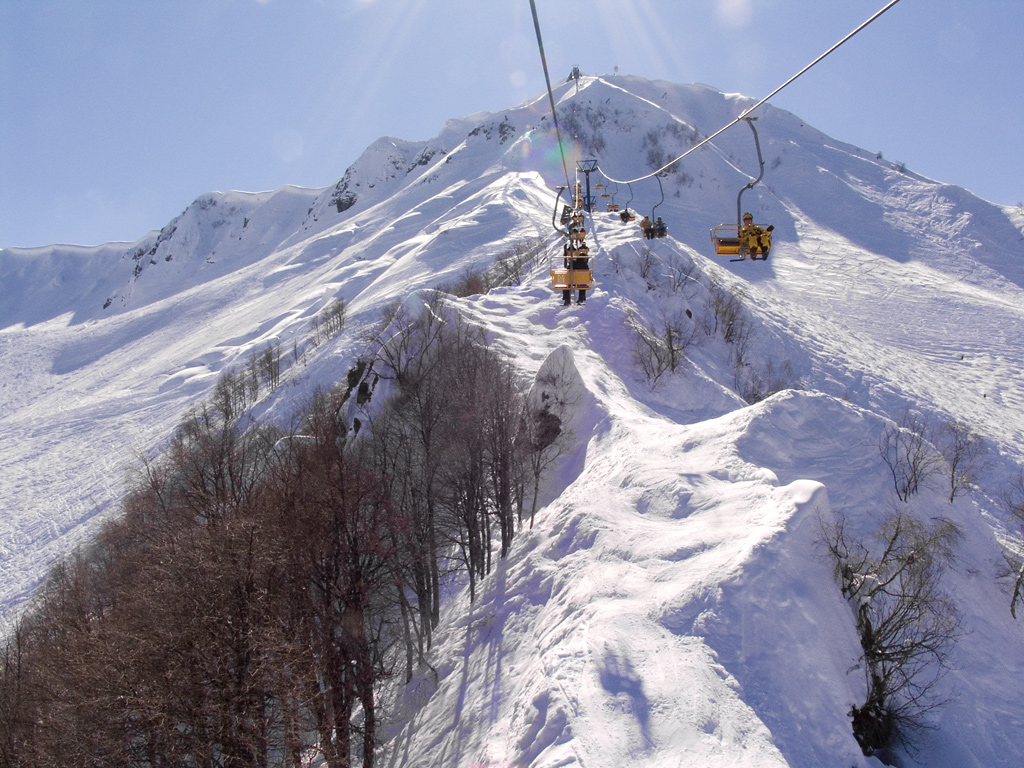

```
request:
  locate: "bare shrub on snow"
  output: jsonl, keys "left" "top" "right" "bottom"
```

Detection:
{"left": 822, "top": 508, "right": 962, "bottom": 755}
{"left": 1001, "top": 472, "right": 1024, "bottom": 619}
{"left": 490, "top": 237, "right": 544, "bottom": 287}
{"left": 708, "top": 281, "right": 751, "bottom": 346}
{"left": 879, "top": 411, "right": 943, "bottom": 502}
{"left": 934, "top": 418, "right": 985, "bottom": 503}
{"left": 735, "top": 358, "right": 802, "bottom": 404}
{"left": 664, "top": 252, "right": 700, "bottom": 293}
{"left": 625, "top": 308, "right": 697, "bottom": 385}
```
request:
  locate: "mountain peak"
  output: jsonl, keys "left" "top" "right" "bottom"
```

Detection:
{"left": 3, "top": 75, "right": 1024, "bottom": 767}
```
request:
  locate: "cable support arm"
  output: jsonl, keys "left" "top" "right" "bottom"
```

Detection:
{"left": 551, "top": 186, "right": 570, "bottom": 237}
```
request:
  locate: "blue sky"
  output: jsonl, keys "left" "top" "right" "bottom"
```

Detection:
{"left": 1, "top": 0, "right": 1020, "bottom": 248}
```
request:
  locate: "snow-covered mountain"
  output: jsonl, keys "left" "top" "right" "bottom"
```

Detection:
{"left": 2, "top": 74, "right": 1023, "bottom": 766}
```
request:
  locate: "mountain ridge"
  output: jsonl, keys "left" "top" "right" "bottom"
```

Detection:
{"left": 2, "top": 75, "right": 1023, "bottom": 766}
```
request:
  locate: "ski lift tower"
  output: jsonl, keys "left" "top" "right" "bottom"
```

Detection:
{"left": 577, "top": 159, "right": 599, "bottom": 213}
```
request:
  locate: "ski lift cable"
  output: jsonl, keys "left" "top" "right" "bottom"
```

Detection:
{"left": 598, "top": 0, "right": 905, "bottom": 186}
{"left": 529, "top": 0, "right": 573, "bottom": 191}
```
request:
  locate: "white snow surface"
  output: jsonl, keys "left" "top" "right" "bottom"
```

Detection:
{"left": 2, "top": 75, "right": 1024, "bottom": 766}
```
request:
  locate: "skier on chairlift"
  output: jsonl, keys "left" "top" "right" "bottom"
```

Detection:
{"left": 740, "top": 212, "right": 773, "bottom": 260}
{"left": 639, "top": 215, "right": 654, "bottom": 239}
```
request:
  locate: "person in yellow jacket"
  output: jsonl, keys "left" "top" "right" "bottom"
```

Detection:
{"left": 639, "top": 215, "right": 654, "bottom": 239}
{"left": 740, "top": 212, "right": 773, "bottom": 260}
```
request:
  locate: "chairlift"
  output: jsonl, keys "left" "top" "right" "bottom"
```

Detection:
{"left": 549, "top": 182, "right": 595, "bottom": 305}
{"left": 646, "top": 173, "right": 668, "bottom": 238}
{"left": 711, "top": 117, "right": 773, "bottom": 260}
{"left": 619, "top": 182, "right": 636, "bottom": 222}
{"left": 605, "top": 182, "right": 620, "bottom": 212}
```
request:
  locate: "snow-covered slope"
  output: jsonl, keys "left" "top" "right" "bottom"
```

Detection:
{"left": 2, "top": 75, "right": 1023, "bottom": 766}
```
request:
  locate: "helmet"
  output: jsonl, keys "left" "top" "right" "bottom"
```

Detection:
{"left": 742, "top": 212, "right": 753, "bottom": 221}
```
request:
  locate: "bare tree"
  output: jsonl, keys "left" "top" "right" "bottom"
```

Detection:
{"left": 445, "top": 266, "right": 490, "bottom": 297}
{"left": 879, "top": 411, "right": 943, "bottom": 502}
{"left": 626, "top": 308, "right": 697, "bottom": 385}
{"left": 1001, "top": 472, "right": 1024, "bottom": 618}
{"left": 626, "top": 309, "right": 671, "bottom": 384}
{"left": 367, "top": 292, "right": 450, "bottom": 387}
{"left": 259, "top": 341, "right": 283, "bottom": 390}
{"left": 0, "top": 291, "right": 547, "bottom": 767}
{"left": 319, "top": 298, "right": 347, "bottom": 338}
{"left": 1, "top": 409, "right": 323, "bottom": 767}
{"left": 708, "top": 281, "right": 749, "bottom": 345}
{"left": 635, "top": 246, "right": 659, "bottom": 289}
{"left": 363, "top": 403, "right": 436, "bottom": 680}
{"left": 247, "top": 347, "right": 262, "bottom": 401}
{"left": 935, "top": 418, "right": 985, "bottom": 503}
{"left": 522, "top": 350, "right": 580, "bottom": 528}
{"left": 661, "top": 310, "right": 697, "bottom": 374}
{"left": 212, "top": 367, "right": 250, "bottom": 424}
{"left": 522, "top": 402, "right": 564, "bottom": 527}
{"left": 479, "top": 351, "right": 527, "bottom": 560}
{"left": 664, "top": 251, "right": 700, "bottom": 293}
{"left": 735, "top": 357, "right": 802, "bottom": 405}
{"left": 273, "top": 431, "right": 402, "bottom": 768}
{"left": 823, "top": 509, "right": 962, "bottom": 754}
{"left": 490, "top": 237, "right": 543, "bottom": 287}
